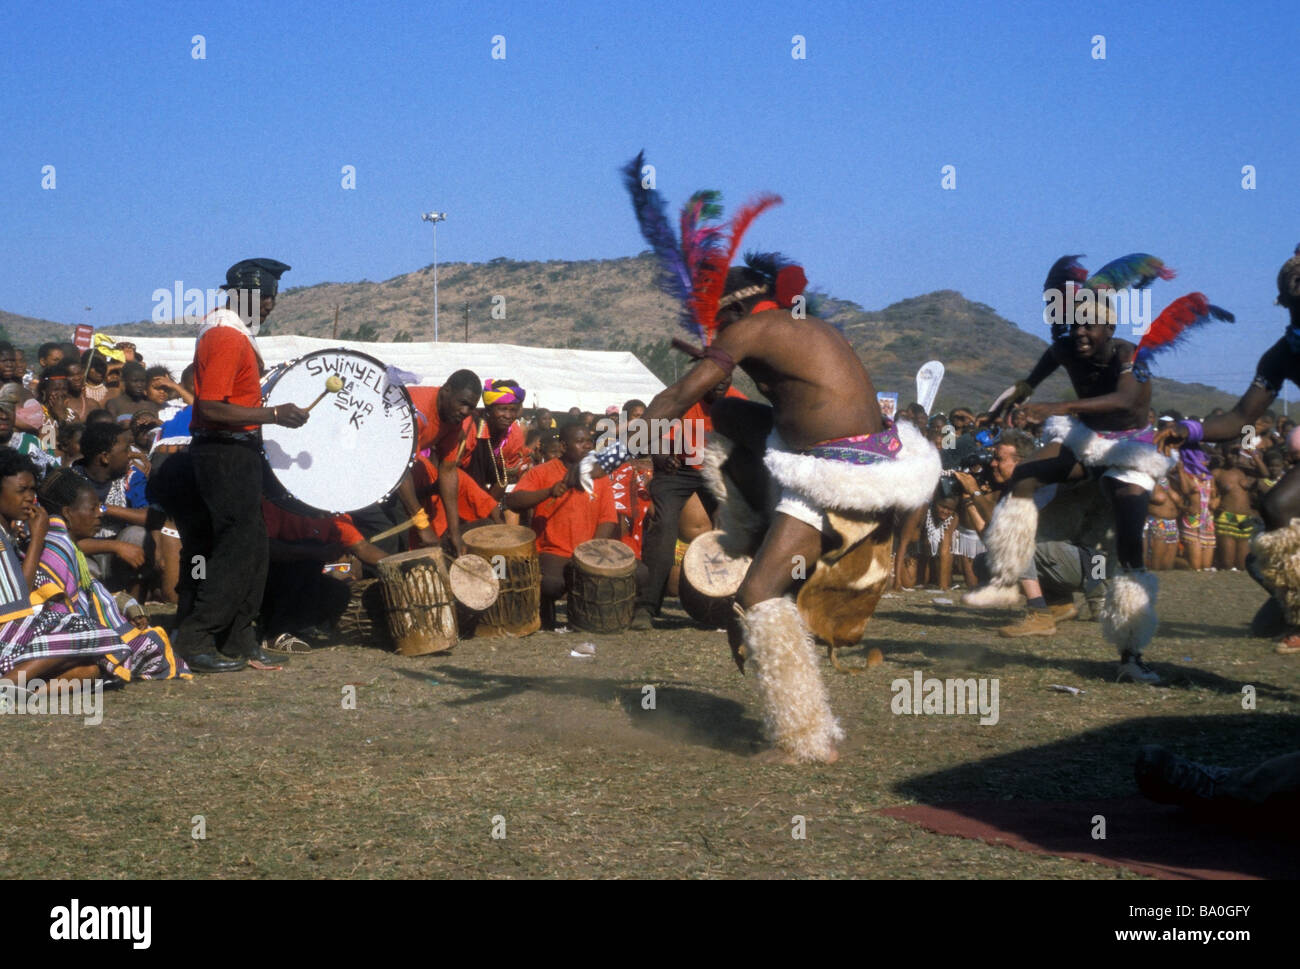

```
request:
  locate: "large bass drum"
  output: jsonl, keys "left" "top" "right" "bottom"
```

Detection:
{"left": 261, "top": 349, "right": 416, "bottom": 515}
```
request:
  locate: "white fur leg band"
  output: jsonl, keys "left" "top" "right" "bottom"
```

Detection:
{"left": 739, "top": 597, "right": 844, "bottom": 763}
{"left": 1100, "top": 569, "right": 1158, "bottom": 656}
{"left": 963, "top": 496, "right": 1037, "bottom": 607}
{"left": 1251, "top": 520, "right": 1300, "bottom": 625}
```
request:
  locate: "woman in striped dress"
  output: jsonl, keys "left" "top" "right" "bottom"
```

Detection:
{"left": 32, "top": 469, "right": 189, "bottom": 681}
{"left": 0, "top": 451, "right": 123, "bottom": 682}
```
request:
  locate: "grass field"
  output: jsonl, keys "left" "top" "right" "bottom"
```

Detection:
{"left": 4, "top": 570, "right": 1296, "bottom": 879}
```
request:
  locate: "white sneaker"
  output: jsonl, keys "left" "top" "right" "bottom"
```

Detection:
{"left": 1117, "top": 651, "right": 1162, "bottom": 684}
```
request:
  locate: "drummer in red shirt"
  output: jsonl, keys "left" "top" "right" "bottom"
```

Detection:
{"left": 400, "top": 372, "right": 480, "bottom": 554}
{"left": 507, "top": 422, "right": 647, "bottom": 628}
{"left": 409, "top": 458, "right": 503, "bottom": 548}
{"left": 168, "top": 258, "right": 309, "bottom": 674}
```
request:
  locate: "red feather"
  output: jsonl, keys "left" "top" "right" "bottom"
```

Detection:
{"left": 690, "top": 194, "right": 782, "bottom": 342}
{"left": 1136, "top": 293, "right": 1234, "bottom": 364}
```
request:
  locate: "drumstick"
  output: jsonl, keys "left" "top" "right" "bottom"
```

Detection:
{"left": 368, "top": 515, "right": 417, "bottom": 544}
{"left": 306, "top": 374, "right": 345, "bottom": 412}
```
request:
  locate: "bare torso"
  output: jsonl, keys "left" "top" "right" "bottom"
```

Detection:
{"left": 1214, "top": 468, "right": 1254, "bottom": 514}
{"left": 1053, "top": 339, "right": 1151, "bottom": 432}
{"left": 716, "top": 310, "right": 880, "bottom": 450}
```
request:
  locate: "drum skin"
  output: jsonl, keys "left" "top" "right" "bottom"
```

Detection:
{"left": 376, "top": 548, "right": 458, "bottom": 655}
{"left": 569, "top": 539, "right": 636, "bottom": 634}
{"left": 680, "top": 530, "right": 751, "bottom": 628}
{"left": 463, "top": 525, "right": 541, "bottom": 637}
{"left": 262, "top": 349, "right": 415, "bottom": 515}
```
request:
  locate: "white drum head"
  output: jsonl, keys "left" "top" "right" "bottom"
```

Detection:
{"left": 262, "top": 349, "right": 415, "bottom": 514}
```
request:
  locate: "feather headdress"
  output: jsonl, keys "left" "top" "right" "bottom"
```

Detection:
{"left": 623, "top": 151, "right": 790, "bottom": 347}
{"left": 1135, "top": 293, "right": 1234, "bottom": 366}
{"left": 1086, "top": 253, "right": 1176, "bottom": 293}
{"left": 623, "top": 151, "right": 698, "bottom": 338}
{"left": 1044, "top": 255, "right": 1088, "bottom": 341}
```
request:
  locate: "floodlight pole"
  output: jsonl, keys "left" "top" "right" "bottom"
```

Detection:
{"left": 421, "top": 211, "right": 447, "bottom": 341}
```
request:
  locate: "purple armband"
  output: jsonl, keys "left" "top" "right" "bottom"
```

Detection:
{"left": 1178, "top": 419, "right": 1203, "bottom": 446}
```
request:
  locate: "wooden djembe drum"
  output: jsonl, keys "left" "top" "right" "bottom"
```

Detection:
{"left": 462, "top": 525, "right": 541, "bottom": 637}
{"left": 568, "top": 539, "right": 638, "bottom": 634}
{"left": 376, "top": 548, "right": 459, "bottom": 655}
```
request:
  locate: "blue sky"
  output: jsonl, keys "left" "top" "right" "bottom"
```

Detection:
{"left": 2, "top": 0, "right": 1296, "bottom": 399}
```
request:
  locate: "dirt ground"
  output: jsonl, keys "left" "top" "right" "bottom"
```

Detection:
{"left": 3, "top": 570, "right": 1296, "bottom": 879}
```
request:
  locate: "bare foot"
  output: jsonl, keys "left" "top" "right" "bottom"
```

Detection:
{"left": 864, "top": 648, "right": 884, "bottom": 668}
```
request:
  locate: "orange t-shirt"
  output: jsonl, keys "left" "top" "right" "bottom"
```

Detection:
{"left": 515, "top": 458, "right": 616, "bottom": 558}
{"left": 408, "top": 385, "right": 477, "bottom": 467}
{"left": 192, "top": 327, "right": 262, "bottom": 432}
{"left": 263, "top": 500, "right": 365, "bottom": 547}
{"left": 411, "top": 457, "right": 499, "bottom": 536}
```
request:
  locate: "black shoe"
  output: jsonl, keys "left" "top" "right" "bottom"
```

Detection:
{"left": 1134, "top": 745, "right": 1234, "bottom": 808}
{"left": 227, "top": 641, "right": 288, "bottom": 666}
{"left": 184, "top": 649, "right": 247, "bottom": 674}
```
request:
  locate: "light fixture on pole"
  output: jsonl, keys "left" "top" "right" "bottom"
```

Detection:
{"left": 421, "top": 211, "right": 447, "bottom": 341}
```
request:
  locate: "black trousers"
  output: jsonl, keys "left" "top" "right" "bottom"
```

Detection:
{"left": 163, "top": 439, "right": 269, "bottom": 656}
{"left": 636, "top": 468, "right": 717, "bottom": 614}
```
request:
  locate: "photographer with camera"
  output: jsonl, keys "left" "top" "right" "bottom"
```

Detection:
{"left": 951, "top": 429, "right": 1109, "bottom": 637}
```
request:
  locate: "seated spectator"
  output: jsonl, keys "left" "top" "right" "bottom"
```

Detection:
{"left": 80, "top": 348, "right": 110, "bottom": 407}
{"left": 106, "top": 362, "right": 159, "bottom": 421}
{"left": 32, "top": 469, "right": 189, "bottom": 680}
{"left": 56, "top": 422, "right": 85, "bottom": 468}
{"left": 507, "top": 422, "right": 645, "bottom": 628}
{"left": 72, "top": 422, "right": 155, "bottom": 594}
{"left": 0, "top": 451, "right": 129, "bottom": 684}
{"left": 0, "top": 386, "right": 57, "bottom": 474}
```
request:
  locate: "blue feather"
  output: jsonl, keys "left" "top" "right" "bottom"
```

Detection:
{"left": 623, "top": 152, "right": 698, "bottom": 338}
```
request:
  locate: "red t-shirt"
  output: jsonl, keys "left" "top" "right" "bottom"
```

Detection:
{"left": 515, "top": 458, "right": 616, "bottom": 558}
{"left": 263, "top": 500, "right": 364, "bottom": 547}
{"left": 408, "top": 385, "right": 477, "bottom": 467}
{"left": 192, "top": 326, "right": 262, "bottom": 432}
{"left": 411, "top": 457, "right": 499, "bottom": 536}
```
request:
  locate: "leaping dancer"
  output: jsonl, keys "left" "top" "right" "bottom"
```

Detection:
{"left": 964, "top": 254, "right": 1233, "bottom": 684}
{"left": 619, "top": 151, "right": 940, "bottom": 763}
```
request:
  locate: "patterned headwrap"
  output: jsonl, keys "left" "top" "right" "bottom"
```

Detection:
{"left": 482, "top": 379, "right": 525, "bottom": 406}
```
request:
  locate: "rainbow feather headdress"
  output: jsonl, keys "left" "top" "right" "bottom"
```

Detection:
{"left": 1042, "top": 251, "right": 1232, "bottom": 366}
{"left": 623, "top": 150, "right": 803, "bottom": 348}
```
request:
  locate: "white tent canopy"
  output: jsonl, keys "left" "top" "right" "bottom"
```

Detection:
{"left": 114, "top": 337, "right": 666, "bottom": 413}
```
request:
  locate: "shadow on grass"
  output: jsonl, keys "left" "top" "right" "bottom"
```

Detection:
{"left": 396, "top": 665, "right": 764, "bottom": 755}
{"left": 829, "top": 633, "right": 1299, "bottom": 702}
{"left": 887, "top": 714, "right": 1300, "bottom": 878}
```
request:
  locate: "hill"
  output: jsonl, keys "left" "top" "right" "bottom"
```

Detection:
{"left": 4, "top": 255, "right": 1237, "bottom": 416}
